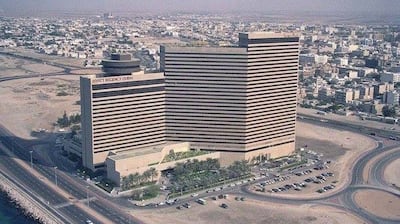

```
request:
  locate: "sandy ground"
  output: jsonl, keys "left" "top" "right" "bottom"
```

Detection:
{"left": 21, "top": 63, "right": 63, "bottom": 74}
{"left": 0, "top": 54, "right": 63, "bottom": 77}
{"left": 70, "top": 69, "right": 100, "bottom": 75}
{"left": 0, "top": 55, "right": 79, "bottom": 139}
{"left": 354, "top": 190, "right": 400, "bottom": 220}
{"left": 135, "top": 197, "right": 365, "bottom": 224}
{"left": 0, "top": 55, "right": 32, "bottom": 77}
{"left": 0, "top": 75, "right": 80, "bottom": 139}
{"left": 384, "top": 158, "right": 400, "bottom": 187}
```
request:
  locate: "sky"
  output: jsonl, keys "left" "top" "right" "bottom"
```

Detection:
{"left": 0, "top": 0, "right": 399, "bottom": 15}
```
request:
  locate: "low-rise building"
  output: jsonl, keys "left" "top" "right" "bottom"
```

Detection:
{"left": 383, "top": 91, "right": 400, "bottom": 105}
{"left": 106, "top": 142, "right": 220, "bottom": 186}
{"left": 381, "top": 72, "right": 400, "bottom": 83}
{"left": 335, "top": 89, "right": 354, "bottom": 105}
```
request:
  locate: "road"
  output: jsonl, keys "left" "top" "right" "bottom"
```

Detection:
{"left": 0, "top": 72, "right": 66, "bottom": 82}
{"left": 0, "top": 124, "right": 142, "bottom": 224}
{"left": 0, "top": 146, "right": 99, "bottom": 224}
{"left": 370, "top": 149, "right": 400, "bottom": 188}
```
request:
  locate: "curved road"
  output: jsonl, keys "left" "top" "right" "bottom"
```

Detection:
{"left": 236, "top": 122, "right": 400, "bottom": 224}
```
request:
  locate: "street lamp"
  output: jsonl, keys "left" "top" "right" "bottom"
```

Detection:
{"left": 29, "top": 151, "right": 33, "bottom": 168}
{"left": 86, "top": 186, "right": 90, "bottom": 207}
{"left": 11, "top": 138, "right": 14, "bottom": 152}
{"left": 54, "top": 166, "right": 58, "bottom": 186}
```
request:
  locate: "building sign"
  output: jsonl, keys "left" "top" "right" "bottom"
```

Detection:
{"left": 92, "top": 76, "right": 135, "bottom": 84}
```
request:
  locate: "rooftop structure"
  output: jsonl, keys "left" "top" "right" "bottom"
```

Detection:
{"left": 101, "top": 53, "right": 141, "bottom": 77}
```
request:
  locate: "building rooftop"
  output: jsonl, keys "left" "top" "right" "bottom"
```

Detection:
{"left": 108, "top": 143, "right": 166, "bottom": 161}
{"left": 162, "top": 45, "right": 247, "bottom": 54}
{"left": 239, "top": 32, "right": 299, "bottom": 39}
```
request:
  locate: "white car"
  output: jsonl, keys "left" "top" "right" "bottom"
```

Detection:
{"left": 191, "top": 193, "right": 199, "bottom": 197}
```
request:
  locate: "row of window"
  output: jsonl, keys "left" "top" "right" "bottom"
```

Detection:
{"left": 92, "top": 79, "right": 164, "bottom": 91}
{"left": 92, "top": 86, "right": 164, "bottom": 98}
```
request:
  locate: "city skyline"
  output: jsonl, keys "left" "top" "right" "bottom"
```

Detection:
{"left": 1, "top": 0, "right": 400, "bottom": 15}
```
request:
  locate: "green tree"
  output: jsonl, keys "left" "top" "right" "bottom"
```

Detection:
{"left": 57, "top": 111, "right": 70, "bottom": 127}
{"left": 121, "top": 176, "right": 129, "bottom": 190}
{"left": 127, "top": 174, "right": 135, "bottom": 188}
{"left": 168, "top": 149, "right": 176, "bottom": 160}
{"left": 227, "top": 160, "right": 250, "bottom": 178}
{"left": 142, "top": 170, "right": 151, "bottom": 182}
{"left": 382, "top": 105, "right": 396, "bottom": 117}
{"left": 148, "top": 167, "right": 158, "bottom": 182}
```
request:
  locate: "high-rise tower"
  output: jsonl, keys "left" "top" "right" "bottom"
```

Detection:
{"left": 161, "top": 32, "right": 299, "bottom": 164}
{"left": 80, "top": 54, "right": 165, "bottom": 170}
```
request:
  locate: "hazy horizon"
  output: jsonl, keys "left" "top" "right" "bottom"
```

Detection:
{"left": 1, "top": 0, "right": 400, "bottom": 16}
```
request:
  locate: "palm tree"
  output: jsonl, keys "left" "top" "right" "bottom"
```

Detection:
{"left": 121, "top": 176, "right": 129, "bottom": 190}
{"left": 142, "top": 170, "right": 151, "bottom": 183}
{"left": 149, "top": 167, "right": 158, "bottom": 182}
{"left": 132, "top": 172, "right": 140, "bottom": 186}
{"left": 127, "top": 174, "right": 135, "bottom": 188}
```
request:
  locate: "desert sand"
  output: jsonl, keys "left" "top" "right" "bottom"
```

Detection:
{"left": 0, "top": 75, "right": 81, "bottom": 139}
{"left": 384, "top": 158, "right": 400, "bottom": 187}
{"left": 354, "top": 190, "right": 400, "bottom": 220}
{"left": 134, "top": 197, "right": 365, "bottom": 224}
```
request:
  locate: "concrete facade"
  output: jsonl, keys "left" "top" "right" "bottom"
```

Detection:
{"left": 80, "top": 55, "right": 166, "bottom": 170}
{"left": 106, "top": 142, "right": 220, "bottom": 186}
{"left": 383, "top": 91, "right": 400, "bottom": 105}
{"left": 161, "top": 32, "right": 299, "bottom": 161}
{"left": 335, "top": 89, "right": 354, "bottom": 105}
{"left": 381, "top": 72, "right": 400, "bottom": 83}
{"left": 360, "top": 86, "right": 374, "bottom": 100}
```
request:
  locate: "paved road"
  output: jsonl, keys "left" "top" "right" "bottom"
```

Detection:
{"left": 0, "top": 72, "right": 66, "bottom": 82}
{"left": 0, "top": 124, "right": 142, "bottom": 224}
{"left": 370, "top": 148, "right": 400, "bottom": 187}
{"left": 0, "top": 147, "right": 101, "bottom": 224}
{"left": 298, "top": 114, "right": 399, "bottom": 139}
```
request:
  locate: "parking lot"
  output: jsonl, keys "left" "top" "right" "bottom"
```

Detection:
{"left": 251, "top": 163, "right": 339, "bottom": 196}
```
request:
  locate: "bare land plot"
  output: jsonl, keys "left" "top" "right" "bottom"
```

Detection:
{"left": 354, "top": 190, "right": 400, "bottom": 220}
{"left": 0, "top": 54, "right": 63, "bottom": 77}
{"left": 135, "top": 197, "right": 364, "bottom": 224}
{"left": 0, "top": 75, "right": 80, "bottom": 139}
{"left": 384, "top": 158, "right": 400, "bottom": 187}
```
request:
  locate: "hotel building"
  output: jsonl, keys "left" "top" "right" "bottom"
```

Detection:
{"left": 80, "top": 54, "right": 165, "bottom": 170}
{"left": 161, "top": 32, "right": 299, "bottom": 164}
